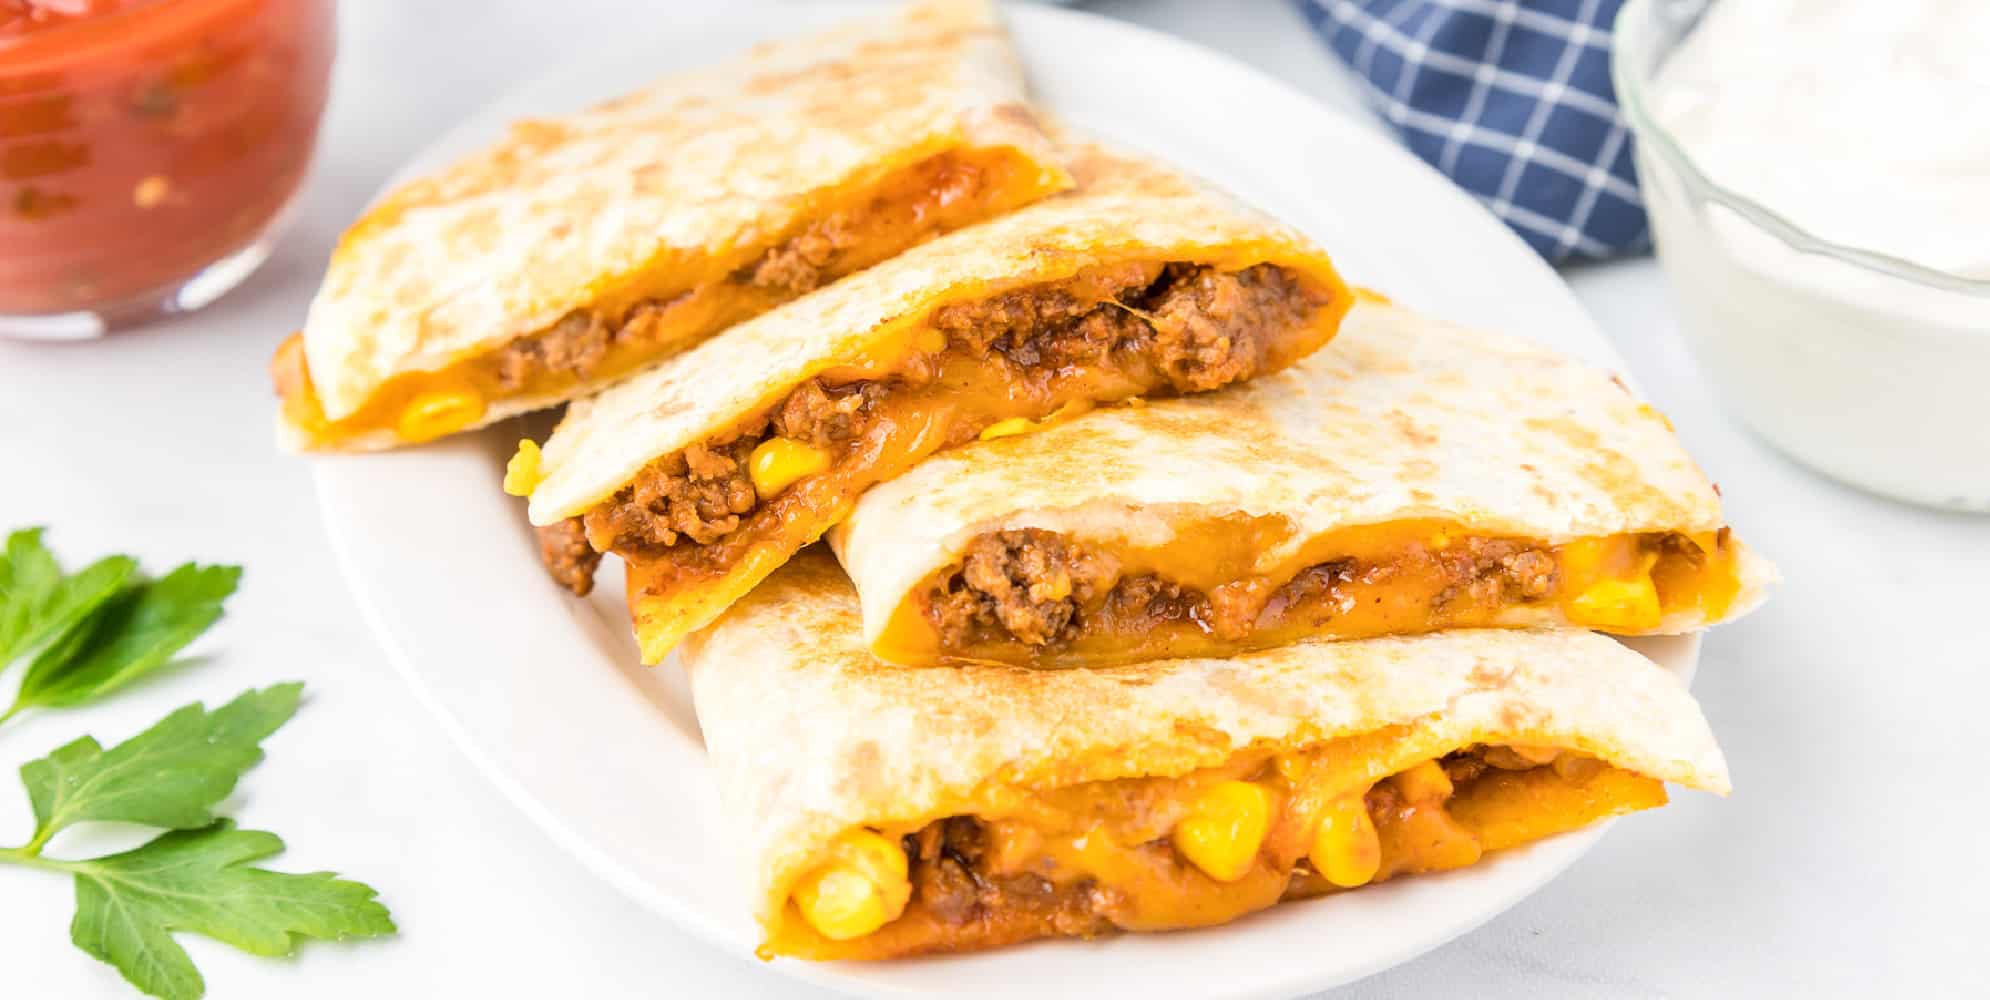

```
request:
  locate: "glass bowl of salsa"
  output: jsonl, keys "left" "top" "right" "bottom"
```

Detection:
{"left": 0, "top": 0, "right": 334, "bottom": 338}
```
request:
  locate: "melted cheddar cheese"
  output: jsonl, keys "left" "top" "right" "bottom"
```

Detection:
{"left": 892, "top": 519, "right": 1745, "bottom": 668}
{"left": 767, "top": 733, "right": 1666, "bottom": 960}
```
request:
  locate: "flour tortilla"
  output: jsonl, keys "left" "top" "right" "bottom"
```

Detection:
{"left": 288, "top": 0, "right": 1065, "bottom": 445}
{"left": 681, "top": 550, "right": 1731, "bottom": 941}
{"left": 832, "top": 302, "right": 1775, "bottom": 658}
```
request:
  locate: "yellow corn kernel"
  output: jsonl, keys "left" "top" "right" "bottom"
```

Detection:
{"left": 748, "top": 437, "right": 830, "bottom": 499}
{"left": 396, "top": 389, "right": 487, "bottom": 443}
{"left": 1566, "top": 569, "right": 1663, "bottom": 631}
{"left": 503, "top": 440, "right": 543, "bottom": 497}
{"left": 791, "top": 829, "right": 910, "bottom": 942}
{"left": 1310, "top": 794, "right": 1381, "bottom": 888}
{"left": 1174, "top": 780, "right": 1274, "bottom": 882}
{"left": 1392, "top": 759, "right": 1455, "bottom": 803}
{"left": 978, "top": 417, "right": 1037, "bottom": 441}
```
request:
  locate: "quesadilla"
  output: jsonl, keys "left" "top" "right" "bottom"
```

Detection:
{"left": 682, "top": 552, "right": 1730, "bottom": 960}
{"left": 516, "top": 145, "right": 1353, "bottom": 662}
{"left": 833, "top": 302, "right": 1774, "bottom": 668}
{"left": 272, "top": 0, "right": 1070, "bottom": 451}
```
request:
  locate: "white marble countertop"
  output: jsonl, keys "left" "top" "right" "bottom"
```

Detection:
{"left": 3, "top": 1, "right": 1987, "bottom": 996}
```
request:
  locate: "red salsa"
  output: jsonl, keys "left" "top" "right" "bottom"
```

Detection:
{"left": 0, "top": 0, "right": 332, "bottom": 317}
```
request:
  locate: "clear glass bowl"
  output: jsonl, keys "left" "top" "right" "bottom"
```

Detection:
{"left": 0, "top": 0, "right": 335, "bottom": 339}
{"left": 1614, "top": 0, "right": 1990, "bottom": 513}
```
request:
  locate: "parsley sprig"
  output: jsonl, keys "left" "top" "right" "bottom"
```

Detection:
{"left": 0, "top": 527, "right": 240, "bottom": 725}
{"left": 0, "top": 529, "right": 396, "bottom": 999}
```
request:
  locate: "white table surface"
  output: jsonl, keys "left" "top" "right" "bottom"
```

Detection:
{"left": 4, "top": 1, "right": 1988, "bottom": 997}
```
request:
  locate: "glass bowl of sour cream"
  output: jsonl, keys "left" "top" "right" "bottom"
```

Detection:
{"left": 1614, "top": 0, "right": 1990, "bottom": 512}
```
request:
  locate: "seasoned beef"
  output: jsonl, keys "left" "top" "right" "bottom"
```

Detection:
{"left": 579, "top": 373, "right": 899, "bottom": 558}
{"left": 903, "top": 816, "right": 1111, "bottom": 940}
{"left": 928, "top": 529, "right": 1121, "bottom": 646}
{"left": 490, "top": 295, "right": 690, "bottom": 393}
{"left": 1432, "top": 538, "right": 1558, "bottom": 609}
{"left": 929, "top": 260, "right": 1176, "bottom": 372}
{"left": 1103, "top": 574, "right": 1201, "bottom": 627}
{"left": 1146, "top": 264, "right": 1310, "bottom": 392}
{"left": 772, "top": 380, "right": 885, "bottom": 449}
{"left": 930, "top": 261, "right": 1308, "bottom": 392}
{"left": 535, "top": 518, "right": 603, "bottom": 597}
{"left": 493, "top": 310, "right": 613, "bottom": 391}
{"left": 583, "top": 436, "right": 760, "bottom": 554}
{"left": 929, "top": 260, "right": 1164, "bottom": 362}
{"left": 743, "top": 216, "right": 857, "bottom": 295}
{"left": 739, "top": 152, "right": 985, "bottom": 296}
{"left": 1276, "top": 559, "right": 1357, "bottom": 609}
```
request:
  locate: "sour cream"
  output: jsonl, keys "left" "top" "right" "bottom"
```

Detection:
{"left": 1627, "top": 0, "right": 1990, "bottom": 511}
{"left": 1654, "top": 0, "right": 1990, "bottom": 279}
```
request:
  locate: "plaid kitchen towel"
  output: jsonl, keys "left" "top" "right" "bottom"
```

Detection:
{"left": 1293, "top": 0, "right": 1647, "bottom": 261}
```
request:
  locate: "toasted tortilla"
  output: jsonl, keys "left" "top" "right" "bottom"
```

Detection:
{"left": 523, "top": 143, "right": 1351, "bottom": 663}
{"left": 274, "top": 0, "right": 1069, "bottom": 451}
{"left": 832, "top": 302, "right": 1776, "bottom": 668}
{"left": 683, "top": 551, "right": 1730, "bottom": 960}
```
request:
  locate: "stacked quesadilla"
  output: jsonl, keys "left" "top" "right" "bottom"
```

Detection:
{"left": 516, "top": 145, "right": 1350, "bottom": 659}
{"left": 830, "top": 303, "right": 1775, "bottom": 668}
{"left": 280, "top": 0, "right": 1771, "bottom": 968}
{"left": 680, "top": 301, "right": 1769, "bottom": 958}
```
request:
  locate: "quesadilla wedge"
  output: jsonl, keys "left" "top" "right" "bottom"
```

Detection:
{"left": 517, "top": 146, "right": 1352, "bottom": 662}
{"left": 833, "top": 302, "right": 1774, "bottom": 668}
{"left": 683, "top": 551, "right": 1730, "bottom": 960}
{"left": 271, "top": 0, "right": 1069, "bottom": 451}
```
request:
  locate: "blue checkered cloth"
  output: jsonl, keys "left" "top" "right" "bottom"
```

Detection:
{"left": 1293, "top": 0, "right": 1647, "bottom": 261}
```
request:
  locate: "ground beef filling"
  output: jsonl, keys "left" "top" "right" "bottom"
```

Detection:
{"left": 533, "top": 519, "right": 604, "bottom": 597}
{"left": 740, "top": 151, "right": 987, "bottom": 297}
{"left": 900, "top": 817, "right": 1114, "bottom": 944}
{"left": 925, "top": 532, "right": 1567, "bottom": 649}
{"left": 540, "top": 263, "right": 1318, "bottom": 593}
{"left": 1429, "top": 538, "right": 1560, "bottom": 609}
{"left": 489, "top": 154, "right": 992, "bottom": 395}
{"left": 569, "top": 378, "right": 899, "bottom": 577}
{"left": 928, "top": 530, "right": 1122, "bottom": 645}
{"left": 490, "top": 296, "right": 686, "bottom": 393}
{"left": 932, "top": 262, "right": 1309, "bottom": 394}
{"left": 585, "top": 436, "right": 761, "bottom": 554}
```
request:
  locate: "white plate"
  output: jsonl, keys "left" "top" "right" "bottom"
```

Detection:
{"left": 316, "top": 5, "right": 1698, "bottom": 997}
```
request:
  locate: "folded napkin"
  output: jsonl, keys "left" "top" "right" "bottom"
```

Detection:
{"left": 1294, "top": 0, "right": 1647, "bottom": 261}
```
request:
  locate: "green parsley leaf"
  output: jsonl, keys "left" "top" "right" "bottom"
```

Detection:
{"left": 0, "top": 527, "right": 138, "bottom": 671}
{"left": 68, "top": 821, "right": 396, "bottom": 1000}
{"left": 21, "top": 685, "right": 300, "bottom": 847}
{"left": 9, "top": 562, "right": 241, "bottom": 715}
